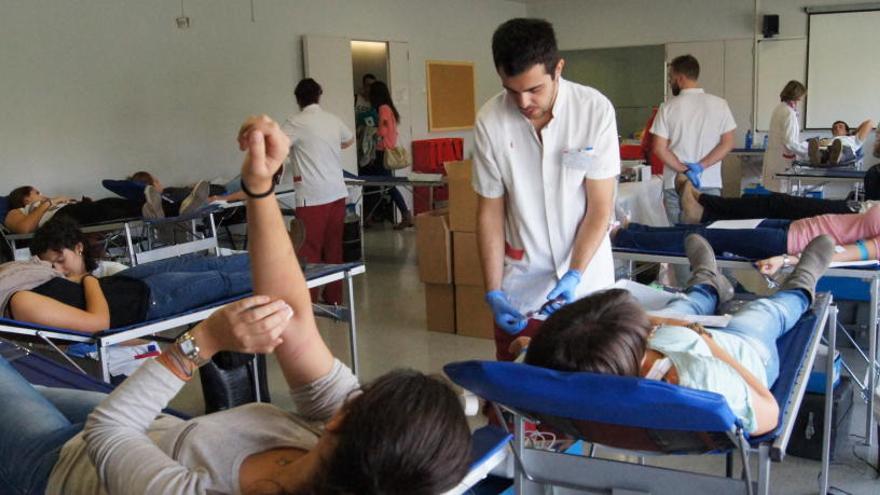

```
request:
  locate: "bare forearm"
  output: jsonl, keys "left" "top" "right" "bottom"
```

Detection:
{"left": 698, "top": 132, "right": 734, "bottom": 169}
{"left": 569, "top": 206, "right": 611, "bottom": 273}
{"left": 655, "top": 146, "right": 686, "bottom": 173}
{"left": 477, "top": 197, "right": 505, "bottom": 292}
{"left": 82, "top": 276, "right": 111, "bottom": 329}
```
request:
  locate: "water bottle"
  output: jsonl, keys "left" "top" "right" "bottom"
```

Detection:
{"left": 745, "top": 130, "right": 753, "bottom": 149}
{"left": 762, "top": 134, "right": 769, "bottom": 149}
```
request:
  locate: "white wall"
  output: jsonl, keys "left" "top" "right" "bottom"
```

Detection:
{"left": 0, "top": 0, "right": 525, "bottom": 197}
{"left": 530, "top": 0, "right": 877, "bottom": 149}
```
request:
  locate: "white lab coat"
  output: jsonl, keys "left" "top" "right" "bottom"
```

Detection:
{"left": 473, "top": 79, "right": 620, "bottom": 313}
{"left": 763, "top": 102, "right": 809, "bottom": 192}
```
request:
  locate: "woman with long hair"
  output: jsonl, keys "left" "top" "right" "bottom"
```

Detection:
{"left": 0, "top": 116, "right": 471, "bottom": 494}
{"left": 364, "top": 80, "right": 413, "bottom": 229}
{"left": 4, "top": 186, "right": 151, "bottom": 234}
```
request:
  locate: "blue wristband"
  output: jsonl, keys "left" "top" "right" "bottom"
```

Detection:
{"left": 856, "top": 240, "right": 869, "bottom": 261}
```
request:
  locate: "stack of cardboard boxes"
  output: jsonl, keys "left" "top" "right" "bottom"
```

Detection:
{"left": 416, "top": 160, "right": 494, "bottom": 339}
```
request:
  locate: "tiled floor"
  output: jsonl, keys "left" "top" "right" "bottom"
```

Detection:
{"left": 169, "top": 225, "right": 879, "bottom": 494}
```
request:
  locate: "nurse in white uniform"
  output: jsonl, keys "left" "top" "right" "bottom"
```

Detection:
{"left": 763, "top": 80, "right": 809, "bottom": 193}
{"left": 473, "top": 18, "right": 620, "bottom": 360}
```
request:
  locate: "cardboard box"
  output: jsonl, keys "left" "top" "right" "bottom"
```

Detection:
{"left": 425, "top": 283, "right": 456, "bottom": 333}
{"left": 455, "top": 285, "right": 494, "bottom": 339}
{"left": 452, "top": 231, "right": 484, "bottom": 286}
{"left": 446, "top": 160, "right": 478, "bottom": 232}
{"left": 415, "top": 209, "right": 452, "bottom": 284}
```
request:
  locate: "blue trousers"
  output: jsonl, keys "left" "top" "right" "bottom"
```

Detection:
{"left": 119, "top": 253, "right": 252, "bottom": 320}
{"left": 653, "top": 285, "right": 809, "bottom": 383}
{"left": 613, "top": 219, "right": 791, "bottom": 259}
{"left": 0, "top": 356, "right": 106, "bottom": 494}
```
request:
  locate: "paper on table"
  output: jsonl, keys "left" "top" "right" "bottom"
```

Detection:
{"left": 707, "top": 219, "right": 765, "bottom": 229}
{"left": 613, "top": 279, "right": 731, "bottom": 327}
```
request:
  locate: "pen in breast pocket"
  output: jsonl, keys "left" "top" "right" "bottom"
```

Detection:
{"left": 582, "top": 146, "right": 594, "bottom": 152}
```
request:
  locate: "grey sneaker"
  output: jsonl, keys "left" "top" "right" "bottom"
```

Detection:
{"left": 808, "top": 139, "right": 821, "bottom": 166}
{"left": 141, "top": 185, "right": 165, "bottom": 219}
{"left": 780, "top": 235, "right": 834, "bottom": 303}
{"left": 827, "top": 139, "right": 843, "bottom": 166}
{"left": 684, "top": 234, "right": 734, "bottom": 303}
{"left": 179, "top": 180, "right": 210, "bottom": 217}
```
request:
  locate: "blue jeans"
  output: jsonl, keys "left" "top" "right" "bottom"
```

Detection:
{"left": 614, "top": 219, "right": 791, "bottom": 259}
{"left": 119, "top": 253, "right": 252, "bottom": 320}
{"left": 362, "top": 150, "right": 410, "bottom": 218}
{"left": 654, "top": 285, "right": 810, "bottom": 383}
{"left": 0, "top": 356, "right": 107, "bottom": 494}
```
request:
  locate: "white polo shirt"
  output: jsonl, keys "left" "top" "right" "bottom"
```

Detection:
{"left": 281, "top": 104, "right": 353, "bottom": 206}
{"left": 651, "top": 88, "right": 736, "bottom": 189}
{"left": 472, "top": 78, "right": 620, "bottom": 312}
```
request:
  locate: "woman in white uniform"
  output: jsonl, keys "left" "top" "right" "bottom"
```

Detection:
{"left": 763, "top": 80, "right": 809, "bottom": 192}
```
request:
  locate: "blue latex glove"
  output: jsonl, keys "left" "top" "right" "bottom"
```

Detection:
{"left": 542, "top": 270, "right": 583, "bottom": 316}
{"left": 485, "top": 290, "right": 527, "bottom": 335}
{"left": 684, "top": 162, "right": 702, "bottom": 189}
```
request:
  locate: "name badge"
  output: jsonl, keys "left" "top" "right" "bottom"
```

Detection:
{"left": 562, "top": 147, "right": 595, "bottom": 170}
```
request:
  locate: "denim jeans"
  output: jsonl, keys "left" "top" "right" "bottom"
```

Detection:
{"left": 663, "top": 187, "right": 721, "bottom": 225}
{"left": 361, "top": 150, "right": 410, "bottom": 217}
{"left": 0, "top": 356, "right": 107, "bottom": 494}
{"left": 654, "top": 285, "right": 810, "bottom": 383}
{"left": 119, "top": 253, "right": 252, "bottom": 320}
{"left": 613, "top": 219, "right": 791, "bottom": 259}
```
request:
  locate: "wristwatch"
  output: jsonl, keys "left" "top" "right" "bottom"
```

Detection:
{"left": 175, "top": 330, "right": 210, "bottom": 367}
{"left": 782, "top": 254, "right": 791, "bottom": 268}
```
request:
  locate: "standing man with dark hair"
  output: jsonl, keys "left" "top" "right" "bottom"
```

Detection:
{"left": 474, "top": 18, "right": 620, "bottom": 360}
{"left": 281, "top": 78, "right": 354, "bottom": 305}
{"left": 652, "top": 54, "right": 736, "bottom": 224}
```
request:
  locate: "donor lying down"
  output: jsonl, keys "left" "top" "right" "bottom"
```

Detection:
{"left": 0, "top": 116, "right": 471, "bottom": 495}
{"left": 516, "top": 234, "right": 833, "bottom": 435}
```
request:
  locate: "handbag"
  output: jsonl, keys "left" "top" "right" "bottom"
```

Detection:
{"left": 383, "top": 145, "right": 411, "bottom": 170}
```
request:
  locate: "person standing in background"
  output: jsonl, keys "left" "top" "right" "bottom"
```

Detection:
{"left": 281, "top": 78, "right": 354, "bottom": 305}
{"left": 651, "top": 54, "right": 736, "bottom": 225}
{"left": 763, "top": 80, "right": 809, "bottom": 192}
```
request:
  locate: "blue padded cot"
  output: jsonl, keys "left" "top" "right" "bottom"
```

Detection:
{"left": 445, "top": 293, "right": 836, "bottom": 495}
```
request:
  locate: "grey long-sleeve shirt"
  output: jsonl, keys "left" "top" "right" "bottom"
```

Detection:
{"left": 46, "top": 358, "right": 359, "bottom": 494}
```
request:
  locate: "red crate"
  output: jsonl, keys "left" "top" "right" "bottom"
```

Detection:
{"left": 412, "top": 138, "right": 464, "bottom": 173}
{"left": 413, "top": 185, "right": 449, "bottom": 215}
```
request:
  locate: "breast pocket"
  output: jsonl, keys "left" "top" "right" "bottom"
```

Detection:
{"left": 561, "top": 148, "right": 595, "bottom": 171}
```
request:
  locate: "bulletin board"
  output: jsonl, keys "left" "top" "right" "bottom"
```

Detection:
{"left": 426, "top": 60, "right": 476, "bottom": 132}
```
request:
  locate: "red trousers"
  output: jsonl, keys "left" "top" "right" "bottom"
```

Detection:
{"left": 296, "top": 198, "right": 346, "bottom": 304}
{"left": 494, "top": 318, "right": 545, "bottom": 361}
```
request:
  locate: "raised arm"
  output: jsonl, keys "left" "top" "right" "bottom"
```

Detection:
{"left": 237, "top": 115, "right": 335, "bottom": 388}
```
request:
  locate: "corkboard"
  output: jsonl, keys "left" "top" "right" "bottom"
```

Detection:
{"left": 426, "top": 60, "right": 475, "bottom": 132}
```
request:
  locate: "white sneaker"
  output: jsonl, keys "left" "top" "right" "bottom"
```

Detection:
{"left": 179, "top": 180, "right": 210, "bottom": 217}
{"left": 141, "top": 185, "right": 165, "bottom": 219}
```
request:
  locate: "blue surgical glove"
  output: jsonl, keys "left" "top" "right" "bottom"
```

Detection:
{"left": 543, "top": 269, "right": 583, "bottom": 316}
{"left": 684, "top": 162, "right": 703, "bottom": 189}
{"left": 485, "top": 290, "right": 528, "bottom": 335}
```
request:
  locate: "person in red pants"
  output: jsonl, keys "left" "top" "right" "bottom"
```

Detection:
{"left": 281, "top": 78, "right": 354, "bottom": 304}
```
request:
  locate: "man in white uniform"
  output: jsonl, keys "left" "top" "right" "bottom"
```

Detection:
{"left": 473, "top": 18, "right": 619, "bottom": 361}
{"left": 281, "top": 78, "right": 354, "bottom": 305}
{"left": 651, "top": 55, "right": 736, "bottom": 225}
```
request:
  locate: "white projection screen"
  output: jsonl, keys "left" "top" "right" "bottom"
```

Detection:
{"left": 806, "top": 9, "right": 880, "bottom": 129}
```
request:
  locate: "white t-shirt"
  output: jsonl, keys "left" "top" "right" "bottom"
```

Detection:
{"left": 281, "top": 104, "right": 353, "bottom": 206}
{"left": 92, "top": 260, "right": 129, "bottom": 278}
{"left": 19, "top": 200, "right": 65, "bottom": 228}
{"left": 833, "top": 135, "right": 863, "bottom": 152}
{"left": 472, "top": 78, "right": 620, "bottom": 312}
{"left": 651, "top": 88, "right": 737, "bottom": 189}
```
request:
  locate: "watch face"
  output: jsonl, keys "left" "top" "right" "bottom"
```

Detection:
{"left": 179, "top": 338, "right": 196, "bottom": 356}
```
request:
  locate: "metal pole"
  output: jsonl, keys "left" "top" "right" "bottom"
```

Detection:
{"left": 124, "top": 222, "right": 137, "bottom": 266}
{"left": 819, "top": 303, "right": 838, "bottom": 494}
{"left": 868, "top": 277, "right": 878, "bottom": 447}
{"left": 345, "top": 272, "right": 359, "bottom": 375}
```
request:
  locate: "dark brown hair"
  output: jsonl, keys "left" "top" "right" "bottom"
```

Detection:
{"left": 296, "top": 369, "right": 471, "bottom": 495}
{"left": 492, "top": 18, "right": 560, "bottom": 78}
{"left": 832, "top": 120, "right": 850, "bottom": 134}
{"left": 31, "top": 216, "right": 98, "bottom": 272}
{"left": 294, "top": 78, "right": 323, "bottom": 108}
{"left": 779, "top": 80, "right": 806, "bottom": 102}
{"left": 525, "top": 289, "right": 652, "bottom": 376}
{"left": 128, "top": 171, "right": 156, "bottom": 186}
{"left": 368, "top": 81, "right": 400, "bottom": 123}
{"left": 8, "top": 186, "right": 35, "bottom": 209}
{"left": 669, "top": 55, "right": 700, "bottom": 81}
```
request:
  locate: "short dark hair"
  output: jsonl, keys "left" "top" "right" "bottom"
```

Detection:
{"left": 31, "top": 216, "right": 98, "bottom": 272}
{"left": 294, "top": 78, "right": 322, "bottom": 108}
{"left": 298, "top": 370, "right": 471, "bottom": 495}
{"left": 492, "top": 18, "right": 560, "bottom": 77}
{"left": 525, "top": 289, "right": 652, "bottom": 377}
{"left": 832, "top": 120, "right": 850, "bottom": 133}
{"left": 669, "top": 55, "right": 700, "bottom": 81}
{"left": 779, "top": 80, "right": 806, "bottom": 102}
{"left": 8, "top": 186, "right": 34, "bottom": 209}
{"left": 128, "top": 171, "right": 155, "bottom": 186}
{"left": 362, "top": 73, "right": 377, "bottom": 85}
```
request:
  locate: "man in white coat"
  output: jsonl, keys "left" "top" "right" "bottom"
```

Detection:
{"left": 651, "top": 54, "right": 736, "bottom": 225}
{"left": 763, "top": 80, "right": 808, "bottom": 192}
{"left": 473, "top": 18, "right": 619, "bottom": 360}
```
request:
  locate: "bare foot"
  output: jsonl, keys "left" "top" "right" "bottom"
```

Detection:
{"left": 675, "top": 173, "right": 704, "bottom": 224}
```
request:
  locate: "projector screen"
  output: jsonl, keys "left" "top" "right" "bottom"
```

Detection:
{"left": 806, "top": 10, "right": 880, "bottom": 129}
